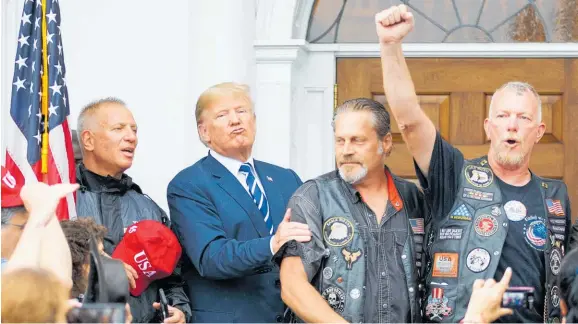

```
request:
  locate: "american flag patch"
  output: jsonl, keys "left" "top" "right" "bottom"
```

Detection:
{"left": 546, "top": 199, "right": 565, "bottom": 216}
{"left": 410, "top": 218, "right": 425, "bottom": 234}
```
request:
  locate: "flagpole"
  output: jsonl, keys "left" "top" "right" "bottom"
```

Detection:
{"left": 40, "top": 0, "right": 49, "bottom": 178}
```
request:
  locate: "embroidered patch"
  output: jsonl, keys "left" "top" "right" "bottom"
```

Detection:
{"left": 491, "top": 206, "right": 502, "bottom": 216}
{"left": 323, "top": 217, "right": 354, "bottom": 247}
{"left": 430, "top": 281, "right": 449, "bottom": 286}
{"left": 432, "top": 253, "right": 459, "bottom": 278}
{"left": 425, "top": 287, "right": 453, "bottom": 321}
{"left": 474, "top": 215, "right": 498, "bottom": 237}
{"left": 466, "top": 248, "right": 491, "bottom": 273}
{"left": 465, "top": 165, "right": 494, "bottom": 188}
{"left": 450, "top": 204, "right": 472, "bottom": 221}
{"left": 341, "top": 247, "right": 362, "bottom": 270}
{"left": 409, "top": 218, "right": 425, "bottom": 234}
{"left": 549, "top": 218, "right": 566, "bottom": 226}
{"left": 322, "top": 286, "right": 346, "bottom": 313}
{"left": 463, "top": 188, "right": 494, "bottom": 202}
{"left": 523, "top": 216, "right": 546, "bottom": 251}
{"left": 546, "top": 199, "right": 565, "bottom": 216}
{"left": 550, "top": 248, "right": 562, "bottom": 275}
{"left": 504, "top": 200, "right": 527, "bottom": 221}
{"left": 322, "top": 267, "right": 333, "bottom": 280}
{"left": 439, "top": 227, "right": 463, "bottom": 240}
{"left": 350, "top": 288, "right": 361, "bottom": 299}
{"left": 554, "top": 233, "right": 565, "bottom": 241}
{"left": 551, "top": 225, "right": 566, "bottom": 234}
{"left": 551, "top": 286, "right": 560, "bottom": 307}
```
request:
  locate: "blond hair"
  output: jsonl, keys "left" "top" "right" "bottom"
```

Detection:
{"left": 2, "top": 268, "right": 70, "bottom": 323}
{"left": 195, "top": 82, "right": 253, "bottom": 125}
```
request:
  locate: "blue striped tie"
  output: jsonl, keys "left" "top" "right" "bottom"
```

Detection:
{"left": 239, "top": 163, "right": 273, "bottom": 235}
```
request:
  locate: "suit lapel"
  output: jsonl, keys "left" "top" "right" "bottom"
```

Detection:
{"left": 203, "top": 155, "right": 270, "bottom": 237}
{"left": 254, "top": 160, "right": 285, "bottom": 233}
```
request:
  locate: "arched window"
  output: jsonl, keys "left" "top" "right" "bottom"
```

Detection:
{"left": 307, "top": 0, "right": 578, "bottom": 43}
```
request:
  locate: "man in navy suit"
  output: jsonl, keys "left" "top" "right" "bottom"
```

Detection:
{"left": 167, "top": 82, "right": 312, "bottom": 323}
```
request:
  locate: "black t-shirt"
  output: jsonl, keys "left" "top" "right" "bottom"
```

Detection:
{"left": 416, "top": 133, "right": 544, "bottom": 323}
{"left": 493, "top": 177, "right": 545, "bottom": 323}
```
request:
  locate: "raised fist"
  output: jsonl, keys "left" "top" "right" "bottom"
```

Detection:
{"left": 375, "top": 4, "right": 414, "bottom": 45}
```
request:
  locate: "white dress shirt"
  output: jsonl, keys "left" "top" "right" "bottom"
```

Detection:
{"left": 210, "top": 150, "right": 275, "bottom": 254}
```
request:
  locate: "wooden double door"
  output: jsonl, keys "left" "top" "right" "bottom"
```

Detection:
{"left": 337, "top": 58, "right": 578, "bottom": 222}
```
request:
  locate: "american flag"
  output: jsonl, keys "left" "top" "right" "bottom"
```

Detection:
{"left": 546, "top": 199, "right": 565, "bottom": 217}
{"left": 409, "top": 218, "right": 424, "bottom": 234}
{"left": 4, "top": 0, "right": 76, "bottom": 220}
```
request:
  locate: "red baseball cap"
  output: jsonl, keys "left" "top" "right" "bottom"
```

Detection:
{"left": 1, "top": 166, "right": 24, "bottom": 207}
{"left": 111, "top": 220, "right": 182, "bottom": 296}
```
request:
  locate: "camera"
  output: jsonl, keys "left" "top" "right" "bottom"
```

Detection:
{"left": 501, "top": 286, "right": 535, "bottom": 309}
{"left": 66, "top": 303, "right": 126, "bottom": 323}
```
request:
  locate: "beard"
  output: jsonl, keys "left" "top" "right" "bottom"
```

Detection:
{"left": 338, "top": 164, "right": 368, "bottom": 185}
{"left": 494, "top": 143, "right": 527, "bottom": 169}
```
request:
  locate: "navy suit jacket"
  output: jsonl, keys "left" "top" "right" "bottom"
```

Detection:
{"left": 167, "top": 154, "right": 302, "bottom": 323}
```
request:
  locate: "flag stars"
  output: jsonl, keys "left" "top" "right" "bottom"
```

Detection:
{"left": 46, "top": 32, "right": 54, "bottom": 44}
{"left": 28, "top": 105, "right": 32, "bottom": 117}
{"left": 18, "top": 34, "right": 29, "bottom": 47}
{"left": 15, "top": 55, "right": 28, "bottom": 69}
{"left": 30, "top": 82, "right": 34, "bottom": 94}
{"left": 48, "top": 103, "right": 59, "bottom": 116}
{"left": 54, "top": 62, "right": 62, "bottom": 75}
{"left": 46, "top": 9, "right": 58, "bottom": 24}
{"left": 21, "top": 12, "right": 31, "bottom": 26}
{"left": 35, "top": 17, "right": 40, "bottom": 29}
{"left": 50, "top": 80, "right": 62, "bottom": 95}
{"left": 33, "top": 130, "right": 42, "bottom": 145}
{"left": 13, "top": 77, "right": 26, "bottom": 91}
{"left": 57, "top": 44, "right": 62, "bottom": 54}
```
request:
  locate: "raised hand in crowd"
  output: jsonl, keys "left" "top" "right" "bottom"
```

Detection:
{"left": 462, "top": 268, "right": 514, "bottom": 323}
{"left": 7, "top": 181, "right": 78, "bottom": 287}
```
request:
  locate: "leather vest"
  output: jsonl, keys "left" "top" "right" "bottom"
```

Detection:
{"left": 310, "top": 171, "right": 426, "bottom": 323}
{"left": 424, "top": 156, "right": 568, "bottom": 323}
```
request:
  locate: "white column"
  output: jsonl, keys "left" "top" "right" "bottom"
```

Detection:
{"left": 186, "top": 0, "right": 256, "bottom": 165}
{"left": 253, "top": 41, "right": 307, "bottom": 170}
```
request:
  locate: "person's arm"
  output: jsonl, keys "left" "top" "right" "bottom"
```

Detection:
{"left": 280, "top": 256, "right": 347, "bottom": 323}
{"left": 6, "top": 183, "right": 78, "bottom": 288}
{"left": 276, "top": 182, "right": 345, "bottom": 322}
{"left": 376, "top": 5, "right": 437, "bottom": 176}
{"left": 167, "top": 180, "right": 310, "bottom": 280}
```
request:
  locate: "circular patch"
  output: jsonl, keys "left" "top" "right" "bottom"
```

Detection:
{"left": 491, "top": 206, "right": 502, "bottom": 216}
{"left": 551, "top": 286, "right": 560, "bottom": 307}
{"left": 466, "top": 248, "right": 491, "bottom": 273}
{"left": 504, "top": 200, "right": 527, "bottom": 221}
{"left": 524, "top": 217, "right": 547, "bottom": 251}
{"left": 465, "top": 165, "right": 493, "bottom": 188}
{"left": 350, "top": 288, "right": 361, "bottom": 299}
{"left": 550, "top": 248, "right": 562, "bottom": 275}
{"left": 474, "top": 215, "right": 498, "bottom": 237}
{"left": 323, "top": 217, "right": 354, "bottom": 247}
{"left": 322, "top": 267, "right": 333, "bottom": 280}
{"left": 322, "top": 286, "right": 346, "bottom": 313}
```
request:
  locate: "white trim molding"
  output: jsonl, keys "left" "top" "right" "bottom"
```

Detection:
{"left": 308, "top": 43, "right": 578, "bottom": 58}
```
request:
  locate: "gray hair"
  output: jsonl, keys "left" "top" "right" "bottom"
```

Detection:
{"left": 76, "top": 97, "right": 127, "bottom": 154}
{"left": 489, "top": 81, "right": 542, "bottom": 123}
{"left": 1, "top": 206, "right": 27, "bottom": 226}
{"left": 332, "top": 98, "right": 391, "bottom": 139}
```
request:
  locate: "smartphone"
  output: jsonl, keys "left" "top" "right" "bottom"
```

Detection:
{"left": 159, "top": 288, "right": 170, "bottom": 320}
{"left": 66, "top": 303, "right": 126, "bottom": 323}
{"left": 501, "top": 286, "right": 535, "bottom": 309}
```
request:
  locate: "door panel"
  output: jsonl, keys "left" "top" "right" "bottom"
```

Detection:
{"left": 337, "top": 58, "right": 578, "bottom": 222}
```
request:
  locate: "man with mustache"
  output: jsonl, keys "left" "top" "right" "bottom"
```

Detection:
{"left": 277, "top": 98, "right": 429, "bottom": 323}
{"left": 167, "top": 82, "right": 311, "bottom": 323}
{"left": 75, "top": 98, "right": 191, "bottom": 323}
{"left": 375, "top": 4, "right": 576, "bottom": 323}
